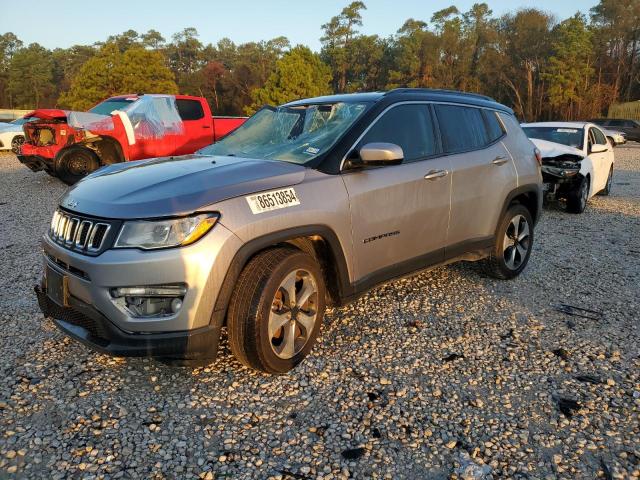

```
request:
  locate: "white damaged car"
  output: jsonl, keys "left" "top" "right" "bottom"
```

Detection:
{"left": 0, "top": 117, "right": 32, "bottom": 153}
{"left": 522, "top": 122, "right": 614, "bottom": 213}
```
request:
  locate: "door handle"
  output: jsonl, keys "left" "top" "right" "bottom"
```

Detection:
{"left": 424, "top": 169, "right": 449, "bottom": 180}
{"left": 492, "top": 156, "right": 509, "bottom": 165}
{"left": 202, "top": 125, "right": 211, "bottom": 129}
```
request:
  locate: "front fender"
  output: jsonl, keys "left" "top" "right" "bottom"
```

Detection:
{"left": 578, "top": 158, "right": 595, "bottom": 197}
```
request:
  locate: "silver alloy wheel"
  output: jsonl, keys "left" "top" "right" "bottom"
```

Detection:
{"left": 502, "top": 214, "right": 530, "bottom": 270}
{"left": 268, "top": 269, "right": 318, "bottom": 359}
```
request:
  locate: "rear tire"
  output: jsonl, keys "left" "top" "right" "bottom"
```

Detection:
{"left": 483, "top": 204, "right": 534, "bottom": 280}
{"left": 567, "top": 175, "right": 589, "bottom": 213}
{"left": 56, "top": 147, "right": 99, "bottom": 185}
{"left": 227, "top": 247, "right": 326, "bottom": 374}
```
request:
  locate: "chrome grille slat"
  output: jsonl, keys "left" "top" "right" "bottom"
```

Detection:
{"left": 48, "top": 209, "right": 111, "bottom": 254}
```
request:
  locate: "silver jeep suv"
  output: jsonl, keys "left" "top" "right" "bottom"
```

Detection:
{"left": 37, "top": 89, "right": 542, "bottom": 374}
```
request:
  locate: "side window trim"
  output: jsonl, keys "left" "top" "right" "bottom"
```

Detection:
{"left": 482, "top": 109, "right": 506, "bottom": 143}
{"left": 433, "top": 104, "right": 504, "bottom": 156}
{"left": 340, "top": 101, "right": 443, "bottom": 171}
{"left": 593, "top": 126, "right": 607, "bottom": 145}
{"left": 176, "top": 99, "right": 205, "bottom": 121}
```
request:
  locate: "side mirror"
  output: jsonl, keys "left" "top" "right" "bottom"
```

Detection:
{"left": 346, "top": 142, "right": 404, "bottom": 169}
{"left": 591, "top": 143, "right": 608, "bottom": 153}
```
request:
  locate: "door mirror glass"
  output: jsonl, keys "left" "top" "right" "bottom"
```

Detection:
{"left": 356, "top": 142, "right": 404, "bottom": 167}
{"left": 591, "top": 143, "right": 608, "bottom": 153}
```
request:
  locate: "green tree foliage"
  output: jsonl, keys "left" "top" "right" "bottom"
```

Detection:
{"left": 0, "top": 0, "right": 638, "bottom": 119}
{"left": 321, "top": 1, "right": 367, "bottom": 92}
{"left": 247, "top": 46, "right": 331, "bottom": 114}
{"left": 544, "top": 14, "right": 595, "bottom": 119}
{"left": 59, "top": 44, "right": 177, "bottom": 110}
{"left": 52, "top": 45, "right": 97, "bottom": 94}
{"left": 590, "top": 0, "right": 640, "bottom": 102}
{"left": 498, "top": 8, "right": 554, "bottom": 121}
{"left": 178, "top": 36, "right": 291, "bottom": 115}
{"left": 0, "top": 32, "right": 24, "bottom": 107}
{"left": 7, "top": 43, "right": 54, "bottom": 108}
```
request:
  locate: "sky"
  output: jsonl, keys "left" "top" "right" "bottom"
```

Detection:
{"left": 1, "top": 0, "right": 599, "bottom": 51}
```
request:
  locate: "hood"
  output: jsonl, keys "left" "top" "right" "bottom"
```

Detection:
{"left": 0, "top": 123, "right": 21, "bottom": 133}
{"left": 25, "top": 109, "right": 69, "bottom": 121}
{"left": 530, "top": 138, "right": 584, "bottom": 159}
{"left": 61, "top": 154, "right": 307, "bottom": 219}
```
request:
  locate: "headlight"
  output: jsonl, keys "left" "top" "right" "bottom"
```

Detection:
{"left": 114, "top": 213, "right": 218, "bottom": 250}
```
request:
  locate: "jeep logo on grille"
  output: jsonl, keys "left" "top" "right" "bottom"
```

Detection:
{"left": 66, "top": 199, "right": 78, "bottom": 208}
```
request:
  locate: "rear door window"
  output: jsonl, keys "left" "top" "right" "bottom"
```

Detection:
{"left": 358, "top": 104, "right": 438, "bottom": 162}
{"left": 176, "top": 99, "right": 205, "bottom": 121}
{"left": 435, "top": 105, "right": 490, "bottom": 153}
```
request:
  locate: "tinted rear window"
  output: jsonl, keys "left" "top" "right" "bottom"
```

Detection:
{"left": 176, "top": 99, "right": 205, "bottom": 121}
{"left": 358, "top": 104, "right": 437, "bottom": 162}
{"left": 435, "top": 105, "right": 489, "bottom": 153}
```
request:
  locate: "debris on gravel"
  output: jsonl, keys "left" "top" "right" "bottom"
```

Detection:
{"left": 1, "top": 147, "right": 639, "bottom": 479}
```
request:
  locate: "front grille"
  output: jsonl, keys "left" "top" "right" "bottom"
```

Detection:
{"left": 49, "top": 209, "right": 118, "bottom": 255}
{"left": 45, "top": 252, "right": 89, "bottom": 279}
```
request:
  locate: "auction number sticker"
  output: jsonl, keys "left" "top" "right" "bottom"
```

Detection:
{"left": 246, "top": 187, "right": 300, "bottom": 214}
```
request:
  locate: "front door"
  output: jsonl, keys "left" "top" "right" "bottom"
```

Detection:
{"left": 342, "top": 103, "right": 452, "bottom": 284}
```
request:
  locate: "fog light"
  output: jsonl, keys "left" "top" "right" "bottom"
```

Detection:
{"left": 110, "top": 284, "right": 187, "bottom": 318}
{"left": 170, "top": 298, "right": 183, "bottom": 313}
{"left": 111, "top": 285, "right": 187, "bottom": 298}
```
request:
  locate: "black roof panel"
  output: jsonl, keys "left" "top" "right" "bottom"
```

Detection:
{"left": 285, "top": 88, "right": 512, "bottom": 114}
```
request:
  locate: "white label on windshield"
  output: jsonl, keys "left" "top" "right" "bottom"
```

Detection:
{"left": 305, "top": 146, "right": 320, "bottom": 155}
{"left": 246, "top": 187, "right": 300, "bottom": 214}
{"left": 557, "top": 128, "right": 578, "bottom": 133}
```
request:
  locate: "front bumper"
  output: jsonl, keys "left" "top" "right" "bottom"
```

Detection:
{"left": 17, "top": 154, "right": 54, "bottom": 172}
{"left": 38, "top": 222, "right": 243, "bottom": 359}
{"left": 36, "top": 285, "right": 220, "bottom": 360}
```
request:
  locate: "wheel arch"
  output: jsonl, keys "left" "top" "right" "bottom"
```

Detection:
{"left": 54, "top": 136, "right": 125, "bottom": 170}
{"left": 500, "top": 184, "right": 542, "bottom": 230}
{"left": 211, "top": 225, "right": 352, "bottom": 328}
{"left": 92, "top": 136, "right": 126, "bottom": 165}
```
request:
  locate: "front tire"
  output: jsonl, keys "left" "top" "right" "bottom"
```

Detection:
{"left": 483, "top": 204, "right": 534, "bottom": 279}
{"left": 227, "top": 247, "right": 326, "bottom": 374}
{"left": 10, "top": 135, "right": 24, "bottom": 154}
{"left": 56, "top": 147, "right": 99, "bottom": 185}
{"left": 567, "top": 175, "right": 589, "bottom": 213}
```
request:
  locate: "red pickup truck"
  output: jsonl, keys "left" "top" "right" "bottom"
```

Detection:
{"left": 18, "top": 94, "right": 246, "bottom": 184}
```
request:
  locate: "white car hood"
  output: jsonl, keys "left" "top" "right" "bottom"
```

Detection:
{"left": 530, "top": 138, "right": 584, "bottom": 158}
{"left": 0, "top": 124, "right": 22, "bottom": 133}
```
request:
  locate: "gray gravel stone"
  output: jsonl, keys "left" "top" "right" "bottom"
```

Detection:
{"left": 0, "top": 146, "right": 639, "bottom": 479}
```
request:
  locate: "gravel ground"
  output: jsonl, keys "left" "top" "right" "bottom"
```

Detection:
{"left": 0, "top": 147, "right": 638, "bottom": 480}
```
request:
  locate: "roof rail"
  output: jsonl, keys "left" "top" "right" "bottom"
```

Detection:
{"left": 384, "top": 88, "right": 495, "bottom": 102}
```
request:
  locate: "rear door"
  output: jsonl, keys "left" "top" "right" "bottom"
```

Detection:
{"left": 590, "top": 126, "right": 613, "bottom": 191}
{"left": 175, "top": 98, "right": 215, "bottom": 155}
{"left": 342, "top": 103, "right": 452, "bottom": 282}
{"left": 434, "top": 104, "right": 517, "bottom": 251}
